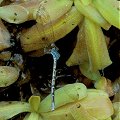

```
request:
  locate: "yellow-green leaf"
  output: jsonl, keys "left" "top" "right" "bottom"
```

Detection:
{"left": 93, "top": 0, "right": 120, "bottom": 29}
{"left": 84, "top": 18, "right": 112, "bottom": 71}
{"left": 0, "top": 101, "right": 30, "bottom": 120}
{"left": 29, "top": 96, "right": 41, "bottom": 112}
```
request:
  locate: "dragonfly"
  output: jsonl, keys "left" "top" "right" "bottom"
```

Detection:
{"left": 44, "top": 45, "right": 60, "bottom": 111}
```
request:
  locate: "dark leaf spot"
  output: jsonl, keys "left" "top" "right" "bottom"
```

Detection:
{"left": 14, "top": 13, "right": 17, "bottom": 16}
{"left": 77, "top": 104, "right": 81, "bottom": 108}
